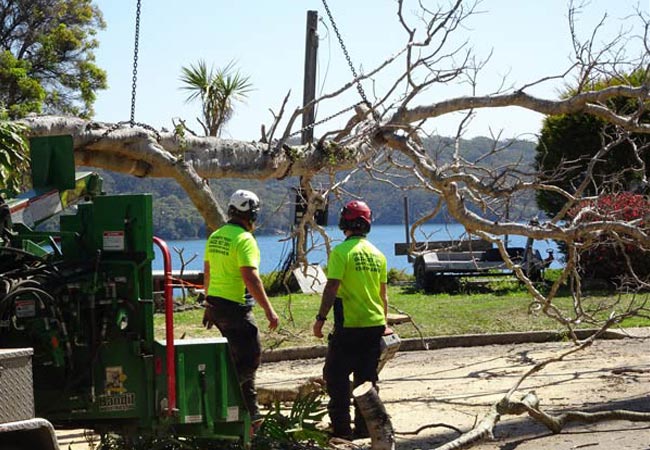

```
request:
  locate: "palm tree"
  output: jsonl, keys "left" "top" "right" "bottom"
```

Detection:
{"left": 179, "top": 60, "right": 253, "bottom": 137}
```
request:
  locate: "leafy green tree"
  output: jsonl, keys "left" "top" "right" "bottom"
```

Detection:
{"left": 179, "top": 60, "right": 252, "bottom": 136}
{"left": 0, "top": 119, "right": 29, "bottom": 196}
{"left": 535, "top": 71, "right": 650, "bottom": 217}
{"left": 0, "top": 0, "right": 107, "bottom": 118}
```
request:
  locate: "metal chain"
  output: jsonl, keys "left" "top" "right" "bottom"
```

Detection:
{"left": 321, "top": 0, "right": 370, "bottom": 106}
{"left": 287, "top": 103, "right": 358, "bottom": 140}
{"left": 85, "top": 1, "right": 162, "bottom": 147}
{"left": 87, "top": 120, "right": 162, "bottom": 146}
{"left": 130, "top": 121, "right": 162, "bottom": 141}
{"left": 130, "top": 0, "right": 142, "bottom": 126}
{"left": 283, "top": 1, "right": 373, "bottom": 141}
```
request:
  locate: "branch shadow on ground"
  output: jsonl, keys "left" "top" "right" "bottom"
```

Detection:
{"left": 394, "top": 395, "right": 650, "bottom": 450}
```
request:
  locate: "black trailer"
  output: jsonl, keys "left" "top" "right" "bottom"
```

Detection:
{"left": 395, "top": 238, "right": 552, "bottom": 293}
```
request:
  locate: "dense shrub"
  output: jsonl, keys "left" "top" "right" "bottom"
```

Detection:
{"left": 568, "top": 192, "right": 650, "bottom": 282}
{"left": 262, "top": 270, "right": 300, "bottom": 297}
{"left": 387, "top": 268, "right": 414, "bottom": 284}
{"left": 535, "top": 70, "right": 650, "bottom": 219}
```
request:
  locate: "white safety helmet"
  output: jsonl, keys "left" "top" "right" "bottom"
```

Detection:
{"left": 228, "top": 189, "right": 260, "bottom": 221}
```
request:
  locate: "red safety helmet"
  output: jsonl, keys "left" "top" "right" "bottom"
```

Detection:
{"left": 338, "top": 200, "right": 372, "bottom": 233}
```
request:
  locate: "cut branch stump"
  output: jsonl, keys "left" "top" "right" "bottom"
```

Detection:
{"left": 353, "top": 382, "right": 395, "bottom": 450}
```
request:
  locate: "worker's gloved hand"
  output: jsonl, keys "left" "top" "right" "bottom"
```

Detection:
{"left": 202, "top": 307, "right": 215, "bottom": 329}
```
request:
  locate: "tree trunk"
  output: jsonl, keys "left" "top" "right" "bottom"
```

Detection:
{"left": 353, "top": 382, "right": 395, "bottom": 450}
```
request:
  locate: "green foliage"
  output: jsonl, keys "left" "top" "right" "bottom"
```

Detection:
{"left": 0, "top": 51, "right": 45, "bottom": 117}
{"left": 0, "top": 0, "right": 107, "bottom": 118}
{"left": 0, "top": 120, "right": 29, "bottom": 195}
{"left": 535, "top": 70, "right": 650, "bottom": 218}
{"left": 254, "top": 392, "right": 329, "bottom": 449}
{"left": 261, "top": 270, "right": 300, "bottom": 297}
{"left": 340, "top": 135, "right": 540, "bottom": 225}
{"left": 539, "top": 84, "right": 650, "bottom": 283}
{"left": 387, "top": 268, "right": 413, "bottom": 284}
{"left": 482, "top": 278, "right": 526, "bottom": 294}
{"left": 259, "top": 271, "right": 276, "bottom": 289}
{"left": 155, "top": 194, "right": 207, "bottom": 239}
{"left": 96, "top": 394, "right": 328, "bottom": 450}
{"left": 98, "top": 169, "right": 293, "bottom": 239}
{"left": 179, "top": 60, "right": 252, "bottom": 136}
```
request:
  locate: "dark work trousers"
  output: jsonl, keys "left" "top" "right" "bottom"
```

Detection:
{"left": 205, "top": 296, "right": 262, "bottom": 418}
{"left": 323, "top": 325, "right": 385, "bottom": 436}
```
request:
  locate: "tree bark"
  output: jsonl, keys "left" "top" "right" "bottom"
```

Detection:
{"left": 353, "top": 382, "right": 395, "bottom": 450}
{"left": 20, "top": 116, "right": 371, "bottom": 179}
{"left": 18, "top": 116, "right": 374, "bottom": 232}
{"left": 432, "top": 406, "right": 500, "bottom": 450}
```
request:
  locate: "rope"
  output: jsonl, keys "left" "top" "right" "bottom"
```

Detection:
{"left": 169, "top": 277, "right": 203, "bottom": 289}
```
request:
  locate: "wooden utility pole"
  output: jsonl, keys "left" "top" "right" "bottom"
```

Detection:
{"left": 301, "top": 10, "right": 318, "bottom": 145}
{"left": 294, "top": 10, "right": 319, "bottom": 255}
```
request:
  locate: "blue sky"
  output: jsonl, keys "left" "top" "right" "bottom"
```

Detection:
{"left": 92, "top": 0, "right": 647, "bottom": 141}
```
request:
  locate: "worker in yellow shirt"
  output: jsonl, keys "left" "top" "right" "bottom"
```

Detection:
{"left": 203, "top": 189, "right": 279, "bottom": 420}
{"left": 313, "top": 200, "right": 391, "bottom": 440}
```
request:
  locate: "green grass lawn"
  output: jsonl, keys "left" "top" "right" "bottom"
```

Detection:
{"left": 155, "top": 281, "right": 650, "bottom": 350}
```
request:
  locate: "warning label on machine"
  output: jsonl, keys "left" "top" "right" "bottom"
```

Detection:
{"left": 15, "top": 299, "right": 36, "bottom": 318}
{"left": 103, "top": 231, "right": 125, "bottom": 251}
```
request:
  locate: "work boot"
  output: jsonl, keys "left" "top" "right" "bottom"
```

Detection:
{"left": 241, "top": 379, "right": 260, "bottom": 419}
{"left": 354, "top": 414, "right": 370, "bottom": 440}
{"left": 329, "top": 422, "right": 353, "bottom": 440}
{"left": 353, "top": 419, "right": 370, "bottom": 440}
{"left": 352, "top": 427, "right": 370, "bottom": 440}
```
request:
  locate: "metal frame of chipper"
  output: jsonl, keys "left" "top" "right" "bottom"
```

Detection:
{"left": 0, "top": 135, "right": 251, "bottom": 445}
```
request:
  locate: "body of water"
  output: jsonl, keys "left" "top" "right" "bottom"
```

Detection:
{"left": 153, "top": 224, "right": 560, "bottom": 274}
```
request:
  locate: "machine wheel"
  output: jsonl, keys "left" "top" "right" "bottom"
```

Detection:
{"left": 415, "top": 266, "right": 460, "bottom": 293}
{"left": 523, "top": 249, "right": 544, "bottom": 281}
{"left": 414, "top": 260, "right": 436, "bottom": 292}
{"left": 437, "top": 275, "right": 460, "bottom": 293}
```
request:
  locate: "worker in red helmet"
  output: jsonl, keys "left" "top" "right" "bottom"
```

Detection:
{"left": 203, "top": 189, "right": 279, "bottom": 422}
{"left": 313, "top": 200, "right": 391, "bottom": 440}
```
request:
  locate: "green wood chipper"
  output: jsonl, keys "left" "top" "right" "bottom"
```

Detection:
{"left": 0, "top": 136, "right": 250, "bottom": 448}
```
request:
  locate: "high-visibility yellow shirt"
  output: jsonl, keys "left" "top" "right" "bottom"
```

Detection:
{"left": 204, "top": 223, "right": 259, "bottom": 304}
{"left": 327, "top": 236, "right": 387, "bottom": 328}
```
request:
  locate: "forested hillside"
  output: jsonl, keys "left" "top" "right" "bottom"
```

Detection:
{"left": 98, "top": 136, "right": 539, "bottom": 239}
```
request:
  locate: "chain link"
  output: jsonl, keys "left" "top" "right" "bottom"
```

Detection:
{"left": 123, "top": 0, "right": 359, "bottom": 145}
{"left": 87, "top": 120, "right": 162, "bottom": 147}
{"left": 85, "top": 1, "right": 162, "bottom": 147}
{"left": 287, "top": 103, "right": 359, "bottom": 140}
{"left": 321, "top": 0, "right": 370, "bottom": 107}
{"left": 130, "top": 0, "right": 142, "bottom": 126}
{"left": 285, "top": 1, "right": 372, "bottom": 141}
